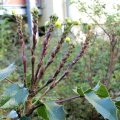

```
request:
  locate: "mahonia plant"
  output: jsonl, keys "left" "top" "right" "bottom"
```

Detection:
{"left": 10, "top": 8, "right": 92, "bottom": 118}
{"left": 24, "top": 8, "right": 92, "bottom": 117}
{"left": 0, "top": 7, "right": 119, "bottom": 120}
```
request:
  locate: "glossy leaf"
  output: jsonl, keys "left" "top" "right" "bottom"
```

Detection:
{"left": 114, "top": 97, "right": 120, "bottom": 111}
{"left": 73, "top": 87, "right": 84, "bottom": 96}
{"left": 1, "top": 84, "right": 29, "bottom": 108}
{"left": 0, "top": 63, "right": 16, "bottom": 82}
{"left": 14, "top": 87, "right": 28, "bottom": 104}
{"left": 1, "top": 98, "right": 17, "bottom": 108}
{"left": 84, "top": 91, "right": 118, "bottom": 120}
{"left": 5, "top": 84, "right": 20, "bottom": 97}
{"left": 45, "top": 101, "right": 65, "bottom": 120}
{"left": 75, "top": 82, "right": 118, "bottom": 120}
{"left": 37, "top": 105, "right": 49, "bottom": 120}
{"left": 0, "top": 96, "right": 10, "bottom": 107}
{"left": 93, "top": 82, "right": 109, "bottom": 98}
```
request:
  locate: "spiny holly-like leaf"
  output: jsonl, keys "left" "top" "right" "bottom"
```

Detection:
{"left": 0, "top": 96, "right": 10, "bottom": 107}
{"left": 45, "top": 101, "right": 65, "bottom": 120}
{"left": 73, "top": 86, "right": 84, "bottom": 96}
{"left": 114, "top": 97, "right": 120, "bottom": 111}
{"left": 37, "top": 105, "right": 49, "bottom": 120}
{"left": 1, "top": 98, "right": 18, "bottom": 108}
{"left": 38, "top": 101, "right": 65, "bottom": 120}
{"left": 75, "top": 82, "right": 118, "bottom": 120}
{"left": 1, "top": 83, "right": 29, "bottom": 108}
{"left": 84, "top": 91, "right": 118, "bottom": 120}
{"left": 93, "top": 82, "right": 109, "bottom": 98}
{"left": 5, "top": 84, "right": 20, "bottom": 97}
{"left": 14, "top": 87, "right": 28, "bottom": 104}
{"left": 0, "top": 63, "right": 16, "bottom": 82}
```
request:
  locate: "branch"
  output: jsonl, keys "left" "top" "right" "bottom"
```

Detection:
{"left": 25, "top": 103, "right": 44, "bottom": 117}
{"left": 104, "top": 35, "right": 117, "bottom": 87}
{"left": 27, "top": 95, "right": 81, "bottom": 116}
{"left": 5, "top": 78, "right": 14, "bottom": 84}
{"left": 55, "top": 95, "right": 81, "bottom": 104}
{"left": 83, "top": 10, "right": 111, "bottom": 40}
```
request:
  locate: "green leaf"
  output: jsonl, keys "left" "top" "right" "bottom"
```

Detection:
{"left": 93, "top": 82, "right": 109, "bottom": 98}
{"left": 75, "top": 82, "right": 118, "bottom": 120}
{"left": 14, "top": 87, "right": 28, "bottom": 104}
{"left": 73, "top": 87, "right": 84, "bottom": 96}
{"left": 1, "top": 98, "right": 18, "bottom": 108}
{"left": 84, "top": 91, "right": 118, "bottom": 120}
{"left": 117, "top": 110, "right": 120, "bottom": 120}
{"left": 114, "top": 97, "right": 120, "bottom": 111}
{"left": 0, "top": 96, "right": 10, "bottom": 107}
{"left": 1, "top": 84, "right": 29, "bottom": 108}
{"left": 37, "top": 105, "right": 49, "bottom": 120}
{"left": 0, "top": 63, "right": 16, "bottom": 82}
{"left": 115, "top": 101, "right": 120, "bottom": 110}
{"left": 5, "top": 84, "right": 20, "bottom": 97}
{"left": 42, "top": 101, "right": 65, "bottom": 120}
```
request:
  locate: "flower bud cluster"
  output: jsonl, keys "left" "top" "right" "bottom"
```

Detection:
{"left": 13, "top": 12, "right": 27, "bottom": 86}
{"left": 31, "top": 7, "right": 39, "bottom": 18}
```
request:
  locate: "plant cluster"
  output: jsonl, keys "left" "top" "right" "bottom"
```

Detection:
{"left": 0, "top": 6, "right": 120, "bottom": 120}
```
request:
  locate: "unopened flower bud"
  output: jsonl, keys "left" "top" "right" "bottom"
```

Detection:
{"left": 31, "top": 55, "right": 35, "bottom": 63}
{"left": 31, "top": 7, "right": 39, "bottom": 16}
{"left": 66, "top": 18, "right": 72, "bottom": 25}
{"left": 73, "top": 20, "right": 80, "bottom": 25}
{"left": 55, "top": 20, "right": 62, "bottom": 28}
{"left": 87, "top": 24, "right": 92, "bottom": 30}
{"left": 65, "top": 37, "right": 71, "bottom": 43}
{"left": 12, "top": 10, "right": 17, "bottom": 15}
{"left": 22, "top": 55, "right": 26, "bottom": 64}
{"left": 22, "top": 55, "right": 27, "bottom": 73}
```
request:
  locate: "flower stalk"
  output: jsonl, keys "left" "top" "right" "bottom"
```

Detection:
{"left": 31, "top": 8, "right": 39, "bottom": 87}
{"left": 14, "top": 14, "right": 27, "bottom": 87}
{"left": 31, "top": 16, "right": 61, "bottom": 91}
{"left": 37, "top": 43, "right": 75, "bottom": 92}
{"left": 33, "top": 25, "right": 54, "bottom": 86}
{"left": 40, "top": 30, "right": 93, "bottom": 99}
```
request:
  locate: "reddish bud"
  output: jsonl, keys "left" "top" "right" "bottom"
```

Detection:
{"left": 31, "top": 55, "right": 35, "bottom": 63}
{"left": 22, "top": 55, "right": 27, "bottom": 73}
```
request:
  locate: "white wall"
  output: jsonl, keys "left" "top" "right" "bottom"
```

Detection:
{"left": 53, "top": 0, "right": 65, "bottom": 21}
{"left": 39, "top": 0, "right": 54, "bottom": 25}
{"left": 39, "top": 0, "right": 67, "bottom": 25}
